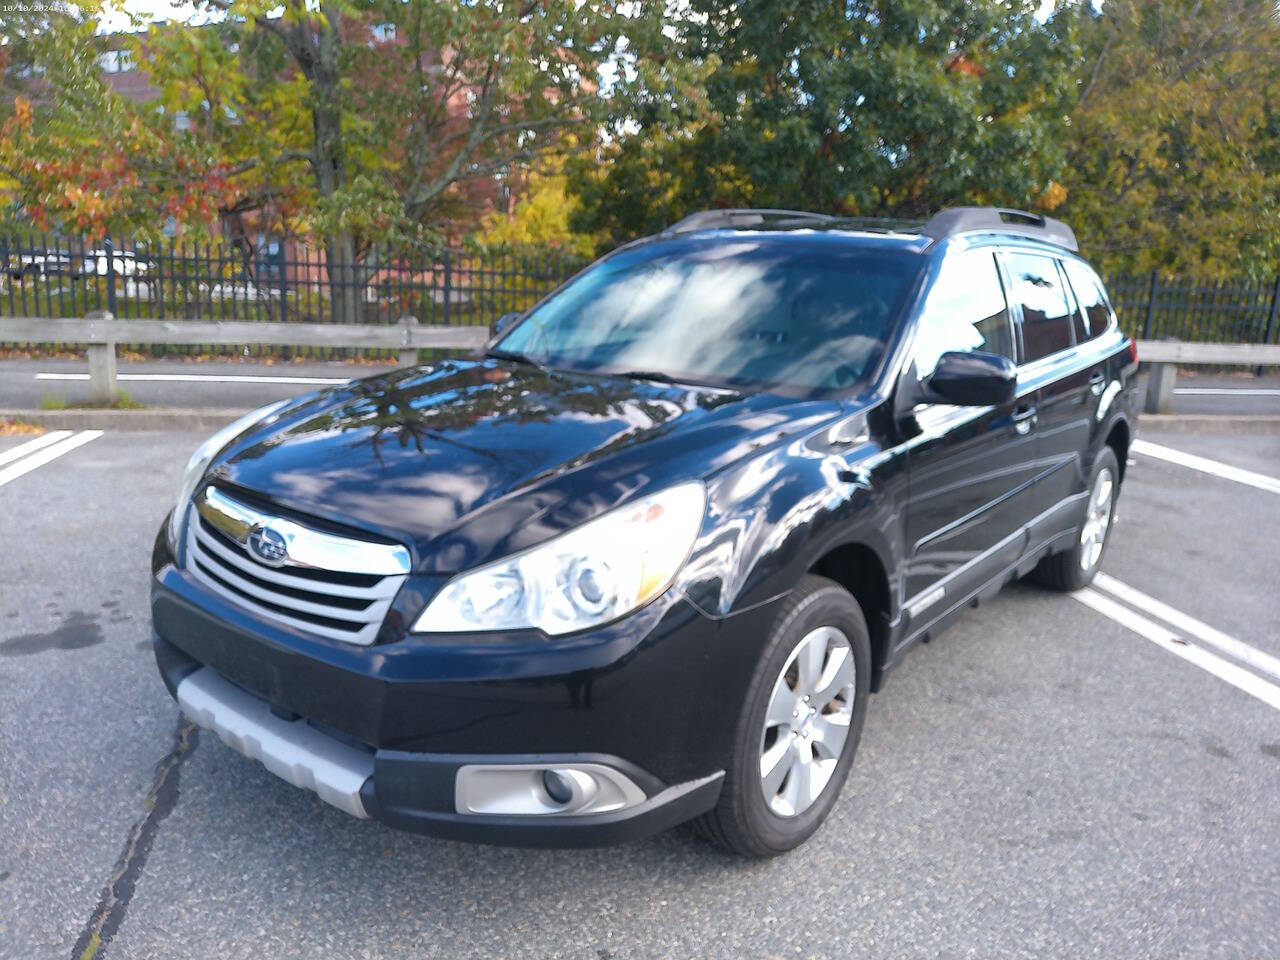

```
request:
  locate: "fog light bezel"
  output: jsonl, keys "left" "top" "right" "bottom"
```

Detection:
{"left": 454, "top": 762, "right": 647, "bottom": 817}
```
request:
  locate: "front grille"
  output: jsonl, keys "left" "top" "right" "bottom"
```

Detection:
{"left": 184, "top": 498, "right": 407, "bottom": 646}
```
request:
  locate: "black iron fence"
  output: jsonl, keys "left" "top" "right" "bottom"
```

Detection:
{"left": 0, "top": 234, "right": 585, "bottom": 357}
{"left": 1108, "top": 270, "right": 1280, "bottom": 346}
{"left": 3, "top": 234, "right": 1279, "bottom": 351}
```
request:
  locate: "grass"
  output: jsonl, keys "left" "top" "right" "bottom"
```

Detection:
{"left": 40, "top": 390, "right": 146, "bottom": 411}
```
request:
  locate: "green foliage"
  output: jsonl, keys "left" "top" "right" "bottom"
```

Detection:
{"left": 472, "top": 156, "right": 594, "bottom": 257}
{"left": 570, "top": 0, "right": 1080, "bottom": 251}
{"left": 1060, "top": 0, "right": 1280, "bottom": 280}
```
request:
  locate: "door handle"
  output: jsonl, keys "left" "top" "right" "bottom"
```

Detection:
{"left": 1012, "top": 404, "right": 1038, "bottom": 435}
{"left": 1088, "top": 372, "right": 1107, "bottom": 397}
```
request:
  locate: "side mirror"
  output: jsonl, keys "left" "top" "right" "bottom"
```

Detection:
{"left": 490, "top": 312, "right": 521, "bottom": 339}
{"left": 925, "top": 350, "right": 1017, "bottom": 406}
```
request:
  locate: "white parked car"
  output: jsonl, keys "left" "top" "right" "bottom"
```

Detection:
{"left": 83, "top": 250, "right": 150, "bottom": 277}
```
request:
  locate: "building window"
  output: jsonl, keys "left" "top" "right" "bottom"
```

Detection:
{"left": 371, "top": 23, "right": 396, "bottom": 42}
{"left": 98, "top": 50, "right": 134, "bottom": 74}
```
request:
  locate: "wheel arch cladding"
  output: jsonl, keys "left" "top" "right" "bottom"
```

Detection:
{"left": 1104, "top": 417, "right": 1131, "bottom": 482}
{"left": 808, "top": 542, "right": 891, "bottom": 691}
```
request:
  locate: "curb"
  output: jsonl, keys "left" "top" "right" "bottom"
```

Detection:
{"left": 0, "top": 407, "right": 252, "bottom": 432}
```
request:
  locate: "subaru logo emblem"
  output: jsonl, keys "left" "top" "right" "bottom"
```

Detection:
{"left": 247, "top": 524, "right": 289, "bottom": 567}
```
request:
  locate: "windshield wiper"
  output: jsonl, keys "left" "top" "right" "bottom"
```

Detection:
{"left": 613, "top": 369, "right": 685, "bottom": 385}
{"left": 485, "top": 348, "right": 553, "bottom": 376}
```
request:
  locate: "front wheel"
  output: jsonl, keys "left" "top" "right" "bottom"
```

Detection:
{"left": 1031, "top": 446, "right": 1120, "bottom": 591}
{"left": 694, "top": 574, "right": 871, "bottom": 857}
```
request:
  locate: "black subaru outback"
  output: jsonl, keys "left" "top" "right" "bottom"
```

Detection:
{"left": 151, "top": 207, "right": 1139, "bottom": 857}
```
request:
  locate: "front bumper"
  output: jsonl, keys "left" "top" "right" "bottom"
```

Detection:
{"left": 152, "top": 555, "right": 781, "bottom": 845}
{"left": 167, "top": 656, "right": 723, "bottom": 847}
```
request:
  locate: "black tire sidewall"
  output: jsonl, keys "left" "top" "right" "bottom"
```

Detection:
{"left": 731, "top": 579, "right": 872, "bottom": 854}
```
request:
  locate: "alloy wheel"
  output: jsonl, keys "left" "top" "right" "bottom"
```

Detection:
{"left": 758, "top": 626, "right": 856, "bottom": 818}
{"left": 1079, "top": 466, "right": 1115, "bottom": 572}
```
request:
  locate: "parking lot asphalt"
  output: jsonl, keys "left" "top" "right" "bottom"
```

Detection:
{"left": 3, "top": 357, "right": 1279, "bottom": 418}
{"left": 1, "top": 426, "right": 1278, "bottom": 960}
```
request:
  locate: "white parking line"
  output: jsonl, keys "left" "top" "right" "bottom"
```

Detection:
{"left": 1093, "top": 573, "right": 1280, "bottom": 683}
{"left": 35, "top": 372, "right": 351, "bottom": 385}
{"left": 1131, "top": 438, "right": 1280, "bottom": 496}
{"left": 1175, "top": 388, "right": 1280, "bottom": 396}
{"left": 0, "top": 430, "right": 103, "bottom": 487}
{"left": 1073, "top": 587, "right": 1280, "bottom": 711}
{"left": 0, "top": 430, "right": 74, "bottom": 468}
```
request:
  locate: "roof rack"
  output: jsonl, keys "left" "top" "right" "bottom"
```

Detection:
{"left": 661, "top": 205, "right": 1078, "bottom": 251}
{"left": 663, "top": 209, "right": 837, "bottom": 234}
{"left": 921, "top": 207, "right": 1078, "bottom": 251}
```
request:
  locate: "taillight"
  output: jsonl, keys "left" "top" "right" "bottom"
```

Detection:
{"left": 1127, "top": 339, "right": 1138, "bottom": 364}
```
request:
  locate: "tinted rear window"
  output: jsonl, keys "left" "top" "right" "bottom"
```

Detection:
{"left": 1005, "top": 252, "right": 1074, "bottom": 362}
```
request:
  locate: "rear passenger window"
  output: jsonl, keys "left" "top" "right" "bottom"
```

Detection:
{"left": 1005, "top": 252, "right": 1075, "bottom": 362}
{"left": 1061, "top": 259, "right": 1112, "bottom": 341}
{"left": 911, "top": 249, "right": 1015, "bottom": 381}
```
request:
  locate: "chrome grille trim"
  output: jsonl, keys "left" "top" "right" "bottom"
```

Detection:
{"left": 192, "top": 521, "right": 394, "bottom": 601}
{"left": 196, "top": 485, "right": 410, "bottom": 575}
{"left": 184, "top": 488, "right": 408, "bottom": 646}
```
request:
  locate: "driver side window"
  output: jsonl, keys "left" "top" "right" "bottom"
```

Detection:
{"left": 911, "top": 249, "right": 1015, "bottom": 381}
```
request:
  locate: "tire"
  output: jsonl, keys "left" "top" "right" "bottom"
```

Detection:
{"left": 1030, "top": 446, "right": 1120, "bottom": 592}
{"left": 694, "top": 574, "right": 871, "bottom": 857}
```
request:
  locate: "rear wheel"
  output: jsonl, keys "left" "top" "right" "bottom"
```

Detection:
{"left": 1031, "top": 446, "right": 1120, "bottom": 591}
{"left": 695, "top": 574, "right": 870, "bottom": 857}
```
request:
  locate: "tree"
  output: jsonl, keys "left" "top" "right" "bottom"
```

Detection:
{"left": 472, "top": 153, "right": 594, "bottom": 257}
{"left": 0, "top": 0, "right": 663, "bottom": 319}
{"left": 1060, "top": 0, "right": 1280, "bottom": 279}
{"left": 569, "top": 0, "right": 1080, "bottom": 251}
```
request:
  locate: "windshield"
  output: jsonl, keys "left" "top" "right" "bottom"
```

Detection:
{"left": 494, "top": 238, "right": 922, "bottom": 394}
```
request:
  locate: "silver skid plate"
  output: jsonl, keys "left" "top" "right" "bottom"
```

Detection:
{"left": 176, "top": 667, "right": 374, "bottom": 818}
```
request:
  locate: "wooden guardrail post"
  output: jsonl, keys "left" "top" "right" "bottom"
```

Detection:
{"left": 398, "top": 314, "right": 419, "bottom": 367}
{"left": 85, "top": 309, "right": 118, "bottom": 403}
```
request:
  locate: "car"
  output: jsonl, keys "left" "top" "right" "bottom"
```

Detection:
{"left": 6, "top": 250, "right": 81, "bottom": 279}
{"left": 83, "top": 249, "right": 149, "bottom": 276}
{"left": 150, "top": 206, "right": 1139, "bottom": 857}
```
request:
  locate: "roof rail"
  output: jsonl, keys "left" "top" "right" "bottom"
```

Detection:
{"left": 660, "top": 205, "right": 1079, "bottom": 251}
{"left": 921, "top": 207, "right": 1078, "bottom": 252}
{"left": 663, "top": 208, "right": 837, "bottom": 234}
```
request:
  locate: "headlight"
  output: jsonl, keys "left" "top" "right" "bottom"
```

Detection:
{"left": 166, "top": 399, "right": 292, "bottom": 557}
{"left": 413, "top": 482, "right": 706, "bottom": 636}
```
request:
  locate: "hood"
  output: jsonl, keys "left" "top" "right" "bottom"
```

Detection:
{"left": 212, "top": 359, "right": 841, "bottom": 571}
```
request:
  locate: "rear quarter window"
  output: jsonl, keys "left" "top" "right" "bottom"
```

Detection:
{"left": 1061, "top": 259, "right": 1113, "bottom": 341}
{"left": 1004, "top": 251, "right": 1075, "bottom": 363}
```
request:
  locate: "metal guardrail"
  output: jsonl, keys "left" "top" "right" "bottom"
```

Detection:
{"left": 0, "top": 312, "right": 489, "bottom": 402}
{"left": 1138, "top": 340, "right": 1280, "bottom": 414}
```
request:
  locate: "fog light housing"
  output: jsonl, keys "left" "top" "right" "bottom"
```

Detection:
{"left": 455, "top": 762, "right": 646, "bottom": 817}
